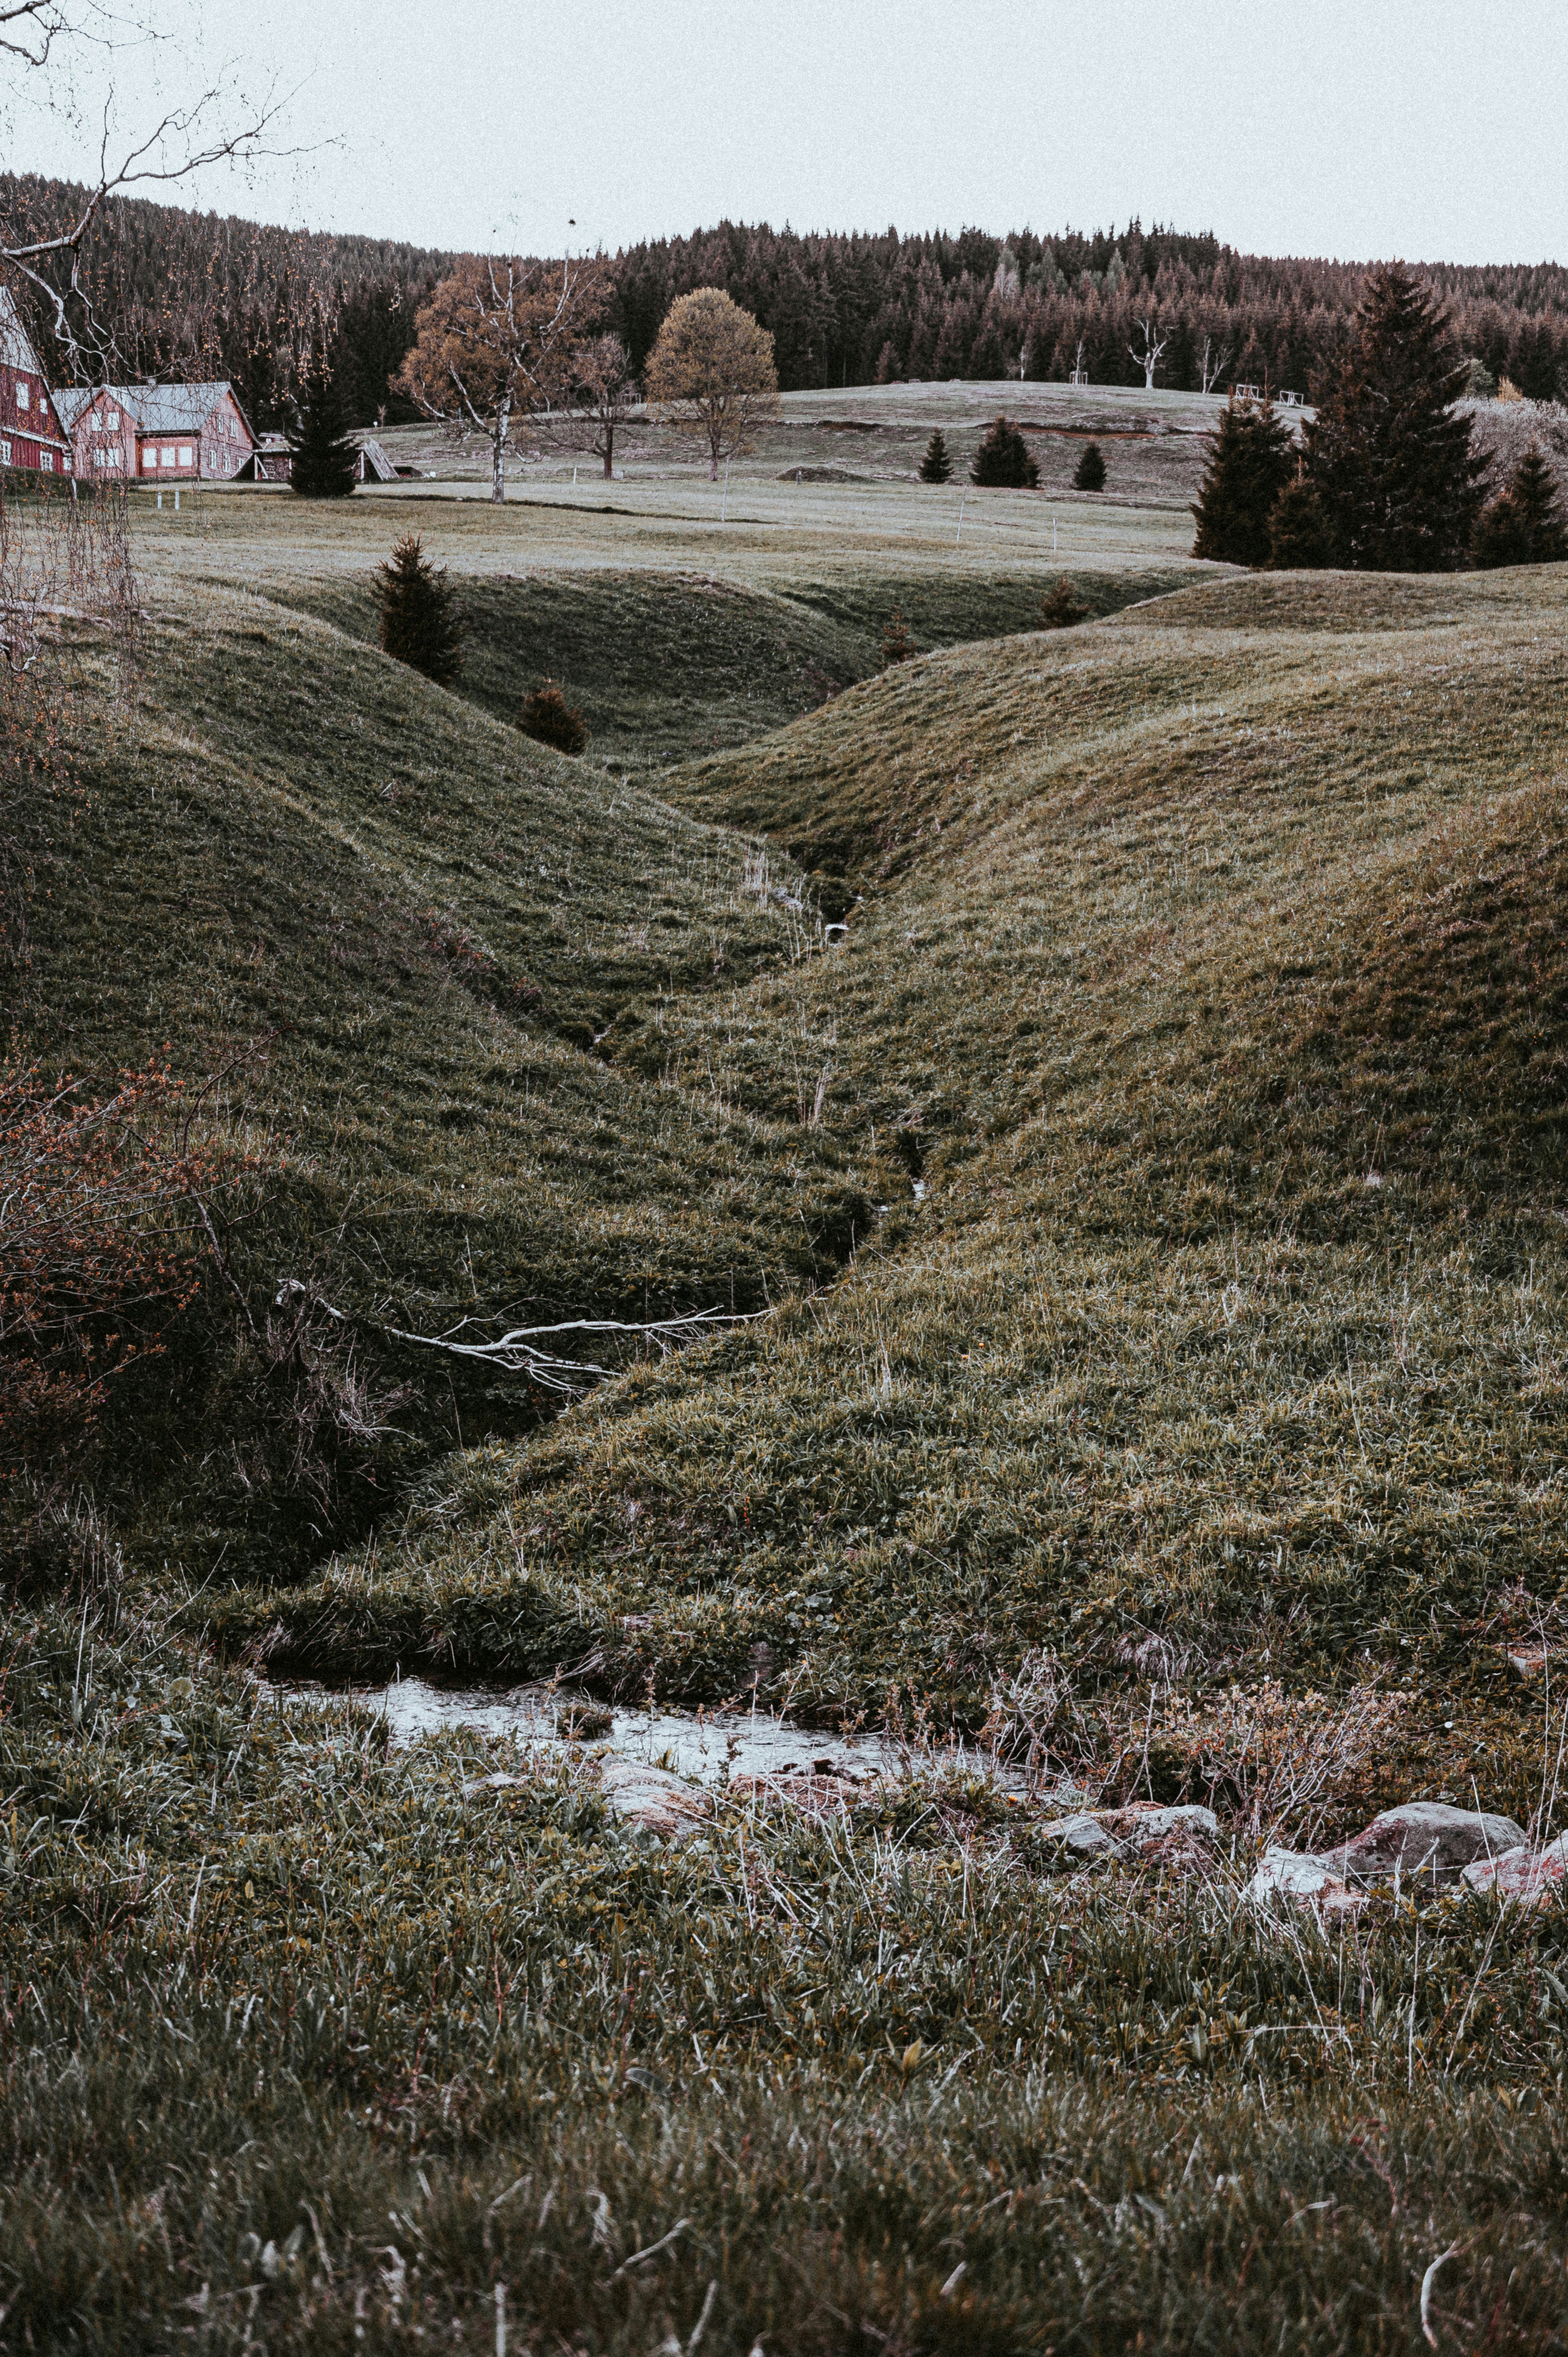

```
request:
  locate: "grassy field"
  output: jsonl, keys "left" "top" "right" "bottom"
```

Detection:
{"left": 5, "top": 426, "right": 1568, "bottom": 2351}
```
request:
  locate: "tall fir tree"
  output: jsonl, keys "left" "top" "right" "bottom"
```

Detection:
{"left": 1072, "top": 440, "right": 1106, "bottom": 491}
{"left": 288, "top": 328, "right": 361, "bottom": 499}
{"left": 377, "top": 535, "right": 464, "bottom": 684}
{"left": 1302, "top": 264, "right": 1487, "bottom": 571}
{"left": 1190, "top": 397, "right": 1298, "bottom": 565}
{"left": 918, "top": 429, "right": 953, "bottom": 483}
{"left": 1472, "top": 442, "right": 1568, "bottom": 568}
{"left": 970, "top": 416, "right": 1039, "bottom": 488}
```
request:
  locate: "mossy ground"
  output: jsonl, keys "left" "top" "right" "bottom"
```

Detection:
{"left": 6, "top": 454, "right": 1568, "bottom": 2349}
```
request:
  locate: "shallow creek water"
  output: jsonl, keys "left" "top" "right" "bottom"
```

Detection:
{"left": 267, "top": 1673, "right": 1025, "bottom": 1791}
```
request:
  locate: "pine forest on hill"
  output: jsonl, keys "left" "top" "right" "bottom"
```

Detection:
{"left": 9, "top": 171, "right": 1568, "bottom": 424}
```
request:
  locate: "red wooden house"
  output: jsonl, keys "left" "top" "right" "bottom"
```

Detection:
{"left": 55, "top": 380, "right": 256, "bottom": 482}
{"left": 0, "top": 285, "right": 73, "bottom": 476}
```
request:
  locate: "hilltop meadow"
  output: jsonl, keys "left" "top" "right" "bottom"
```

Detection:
{"left": 5, "top": 383, "right": 1568, "bottom": 2353}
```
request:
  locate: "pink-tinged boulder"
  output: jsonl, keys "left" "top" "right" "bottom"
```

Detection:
{"left": 1246, "top": 1847, "right": 1364, "bottom": 1915}
{"left": 1461, "top": 1833, "right": 1568, "bottom": 1905}
{"left": 1319, "top": 1803, "right": 1526, "bottom": 1890}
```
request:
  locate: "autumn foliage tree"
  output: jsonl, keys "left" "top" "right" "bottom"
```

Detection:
{"left": 644, "top": 289, "right": 779, "bottom": 481}
{"left": 566, "top": 333, "right": 639, "bottom": 479}
{"left": 394, "top": 255, "right": 606, "bottom": 502}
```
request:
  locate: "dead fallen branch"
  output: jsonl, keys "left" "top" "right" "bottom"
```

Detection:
{"left": 272, "top": 1282, "right": 766, "bottom": 1394}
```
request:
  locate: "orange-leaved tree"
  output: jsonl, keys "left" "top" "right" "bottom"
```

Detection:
{"left": 644, "top": 289, "right": 779, "bottom": 481}
{"left": 393, "top": 255, "right": 605, "bottom": 503}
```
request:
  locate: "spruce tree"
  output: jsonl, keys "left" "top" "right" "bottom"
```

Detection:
{"left": 970, "top": 416, "right": 1040, "bottom": 488}
{"left": 1190, "top": 397, "right": 1297, "bottom": 566}
{"left": 1072, "top": 440, "right": 1106, "bottom": 492}
{"left": 1268, "top": 473, "right": 1333, "bottom": 569}
{"left": 918, "top": 430, "right": 953, "bottom": 483}
{"left": 376, "top": 535, "right": 464, "bottom": 684}
{"left": 880, "top": 609, "right": 913, "bottom": 664}
{"left": 520, "top": 679, "right": 589, "bottom": 754}
{"left": 1302, "top": 264, "right": 1487, "bottom": 571}
{"left": 1472, "top": 443, "right": 1568, "bottom": 567}
{"left": 288, "top": 329, "right": 360, "bottom": 499}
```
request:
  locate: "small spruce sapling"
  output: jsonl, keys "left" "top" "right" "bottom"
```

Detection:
{"left": 520, "top": 678, "right": 589, "bottom": 754}
{"left": 1072, "top": 441, "right": 1106, "bottom": 492}
{"left": 970, "top": 417, "right": 1039, "bottom": 488}
{"left": 881, "top": 609, "right": 913, "bottom": 664}
{"left": 1472, "top": 444, "right": 1568, "bottom": 567}
{"left": 376, "top": 534, "right": 464, "bottom": 684}
{"left": 1268, "top": 472, "right": 1333, "bottom": 569}
{"left": 1038, "top": 576, "right": 1089, "bottom": 628}
{"left": 918, "top": 431, "right": 953, "bottom": 483}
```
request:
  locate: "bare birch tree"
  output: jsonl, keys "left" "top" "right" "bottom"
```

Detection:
{"left": 1127, "top": 316, "right": 1169, "bottom": 390}
{"left": 1200, "top": 331, "right": 1234, "bottom": 397}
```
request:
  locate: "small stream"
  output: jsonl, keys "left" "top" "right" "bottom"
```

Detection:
{"left": 267, "top": 1672, "right": 1031, "bottom": 1792}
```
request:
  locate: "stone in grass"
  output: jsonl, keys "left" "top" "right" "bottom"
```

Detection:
{"left": 1462, "top": 1833, "right": 1568, "bottom": 1906}
{"left": 597, "top": 1759, "right": 709, "bottom": 1839}
{"left": 1246, "top": 1847, "right": 1365, "bottom": 1917}
{"left": 1318, "top": 1802, "right": 1526, "bottom": 1890}
{"left": 1046, "top": 1803, "right": 1219, "bottom": 1861}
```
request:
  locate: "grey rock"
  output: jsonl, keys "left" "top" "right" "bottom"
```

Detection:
{"left": 1319, "top": 1802, "right": 1526, "bottom": 1890}
{"left": 1462, "top": 1832, "right": 1568, "bottom": 1905}
{"left": 1047, "top": 1803, "right": 1219, "bottom": 1861}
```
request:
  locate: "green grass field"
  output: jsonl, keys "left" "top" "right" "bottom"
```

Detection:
{"left": 5, "top": 422, "right": 1568, "bottom": 2352}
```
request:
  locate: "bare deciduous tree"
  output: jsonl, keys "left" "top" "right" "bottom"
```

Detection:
{"left": 394, "top": 257, "right": 605, "bottom": 504}
{"left": 562, "top": 332, "right": 639, "bottom": 480}
{"left": 644, "top": 288, "right": 779, "bottom": 481}
{"left": 1200, "top": 331, "right": 1233, "bottom": 397}
{"left": 1, "top": 0, "right": 297, "bottom": 375}
{"left": 1127, "top": 316, "right": 1169, "bottom": 391}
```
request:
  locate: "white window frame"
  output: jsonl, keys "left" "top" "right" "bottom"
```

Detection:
{"left": 16, "top": 381, "right": 29, "bottom": 410}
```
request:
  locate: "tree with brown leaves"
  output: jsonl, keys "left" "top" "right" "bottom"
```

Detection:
{"left": 644, "top": 289, "right": 779, "bottom": 482}
{"left": 393, "top": 256, "right": 604, "bottom": 504}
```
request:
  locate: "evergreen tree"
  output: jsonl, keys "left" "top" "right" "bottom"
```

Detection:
{"left": 1072, "top": 440, "right": 1106, "bottom": 492}
{"left": 1472, "top": 443, "right": 1568, "bottom": 567}
{"left": 970, "top": 416, "right": 1039, "bottom": 488}
{"left": 1302, "top": 263, "right": 1487, "bottom": 571}
{"left": 520, "top": 679, "right": 589, "bottom": 755}
{"left": 376, "top": 535, "right": 464, "bottom": 684}
{"left": 288, "top": 329, "right": 360, "bottom": 498}
{"left": 1038, "top": 576, "right": 1089, "bottom": 627}
{"left": 1268, "top": 473, "right": 1333, "bottom": 569}
{"left": 880, "top": 610, "right": 913, "bottom": 664}
{"left": 918, "top": 429, "right": 953, "bottom": 483}
{"left": 1190, "top": 397, "right": 1297, "bottom": 565}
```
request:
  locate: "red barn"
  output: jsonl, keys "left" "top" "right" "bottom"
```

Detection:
{"left": 0, "top": 285, "right": 73, "bottom": 477}
{"left": 56, "top": 380, "right": 256, "bottom": 482}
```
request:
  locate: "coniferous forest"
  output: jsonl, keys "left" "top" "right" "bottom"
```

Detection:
{"left": 9, "top": 173, "right": 1568, "bottom": 425}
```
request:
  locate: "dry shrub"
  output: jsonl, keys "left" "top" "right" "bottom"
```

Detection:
{"left": 1458, "top": 396, "right": 1568, "bottom": 503}
{"left": 980, "top": 1648, "right": 1104, "bottom": 1790}
{"left": 0, "top": 1065, "right": 224, "bottom": 1477}
{"left": 1136, "top": 1680, "right": 1412, "bottom": 1847}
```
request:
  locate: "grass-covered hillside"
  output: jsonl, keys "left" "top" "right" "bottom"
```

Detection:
{"left": 7, "top": 465, "right": 1568, "bottom": 2352}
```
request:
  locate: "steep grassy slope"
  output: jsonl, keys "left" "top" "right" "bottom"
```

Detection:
{"left": 6, "top": 585, "right": 865, "bottom": 1575}
{"left": 228, "top": 568, "right": 1568, "bottom": 1801}
{"left": 13, "top": 527, "right": 1568, "bottom": 2353}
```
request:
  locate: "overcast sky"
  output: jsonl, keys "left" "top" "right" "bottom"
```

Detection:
{"left": 11, "top": 0, "right": 1567, "bottom": 265}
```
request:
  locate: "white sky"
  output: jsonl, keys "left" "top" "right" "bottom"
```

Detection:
{"left": 11, "top": 0, "right": 1568, "bottom": 265}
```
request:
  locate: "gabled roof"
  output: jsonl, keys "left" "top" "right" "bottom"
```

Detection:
{"left": 54, "top": 381, "right": 254, "bottom": 438}
{"left": 0, "top": 284, "right": 45, "bottom": 376}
